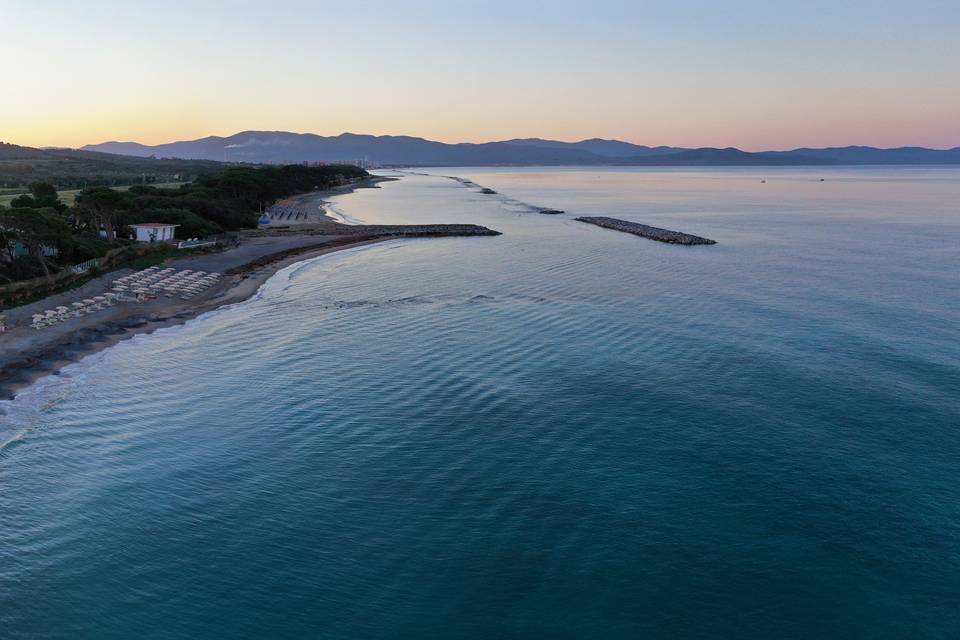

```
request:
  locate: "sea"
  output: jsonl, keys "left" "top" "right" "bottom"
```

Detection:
{"left": 1, "top": 167, "right": 958, "bottom": 639}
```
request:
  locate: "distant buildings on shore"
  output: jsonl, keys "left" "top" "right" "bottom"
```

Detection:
{"left": 295, "top": 159, "right": 380, "bottom": 170}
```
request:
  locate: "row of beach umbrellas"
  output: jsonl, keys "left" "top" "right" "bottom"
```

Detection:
{"left": 111, "top": 266, "right": 222, "bottom": 300}
{"left": 31, "top": 294, "right": 119, "bottom": 329}
{"left": 28, "top": 266, "right": 224, "bottom": 331}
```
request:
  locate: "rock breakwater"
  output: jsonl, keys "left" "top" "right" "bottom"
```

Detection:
{"left": 246, "top": 222, "right": 501, "bottom": 240}
{"left": 576, "top": 217, "right": 716, "bottom": 245}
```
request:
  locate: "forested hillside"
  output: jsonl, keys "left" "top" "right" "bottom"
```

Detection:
{"left": 0, "top": 142, "right": 224, "bottom": 190}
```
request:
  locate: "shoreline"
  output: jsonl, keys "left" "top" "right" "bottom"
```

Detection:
{"left": 0, "top": 236, "right": 391, "bottom": 402}
{"left": 268, "top": 175, "right": 397, "bottom": 225}
{"left": 0, "top": 172, "right": 501, "bottom": 402}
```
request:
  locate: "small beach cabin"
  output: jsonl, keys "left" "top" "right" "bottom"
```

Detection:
{"left": 130, "top": 223, "right": 179, "bottom": 243}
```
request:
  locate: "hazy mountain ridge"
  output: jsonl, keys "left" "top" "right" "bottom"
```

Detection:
{"left": 500, "top": 138, "right": 686, "bottom": 157}
{"left": 81, "top": 132, "right": 960, "bottom": 166}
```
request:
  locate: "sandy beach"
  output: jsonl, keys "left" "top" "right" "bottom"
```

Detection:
{"left": 0, "top": 234, "right": 390, "bottom": 400}
{"left": 266, "top": 176, "right": 398, "bottom": 224}
{"left": 0, "top": 178, "right": 500, "bottom": 400}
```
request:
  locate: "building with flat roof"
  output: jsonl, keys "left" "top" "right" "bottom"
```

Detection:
{"left": 130, "top": 223, "right": 179, "bottom": 243}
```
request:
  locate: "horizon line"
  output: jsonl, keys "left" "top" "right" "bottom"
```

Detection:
{"left": 29, "top": 131, "right": 960, "bottom": 154}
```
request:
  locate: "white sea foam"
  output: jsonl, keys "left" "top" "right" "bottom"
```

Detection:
{"left": 324, "top": 203, "right": 366, "bottom": 225}
{"left": 0, "top": 348, "right": 110, "bottom": 450}
{"left": 0, "top": 239, "right": 400, "bottom": 438}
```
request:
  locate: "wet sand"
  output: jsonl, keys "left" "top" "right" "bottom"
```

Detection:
{"left": 0, "top": 236, "right": 389, "bottom": 400}
{"left": 267, "top": 176, "right": 397, "bottom": 225}
{"left": 0, "top": 173, "right": 500, "bottom": 401}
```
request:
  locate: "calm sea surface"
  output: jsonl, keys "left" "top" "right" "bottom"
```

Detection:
{"left": 2, "top": 167, "right": 959, "bottom": 638}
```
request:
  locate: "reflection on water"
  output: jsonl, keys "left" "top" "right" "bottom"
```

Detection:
{"left": 2, "top": 168, "right": 959, "bottom": 639}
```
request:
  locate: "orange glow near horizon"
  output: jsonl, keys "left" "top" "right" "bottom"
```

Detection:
{"left": 3, "top": 1, "right": 959, "bottom": 152}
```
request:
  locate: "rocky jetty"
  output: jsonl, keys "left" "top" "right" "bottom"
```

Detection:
{"left": 480, "top": 188, "right": 498, "bottom": 194}
{"left": 247, "top": 221, "right": 500, "bottom": 239}
{"left": 336, "top": 223, "right": 502, "bottom": 238}
{"left": 539, "top": 209, "right": 565, "bottom": 215}
{"left": 576, "top": 216, "right": 716, "bottom": 245}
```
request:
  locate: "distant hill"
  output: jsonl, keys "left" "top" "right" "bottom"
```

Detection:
{"left": 81, "top": 132, "right": 960, "bottom": 166}
{"left": 0, "top": 142, "right": 224, "bottom": 190}
{"left": 85, "top": 132, "right": 604, "bottom": 165}
{"left": 617, "top": 147, "right": 836, "bottom": 166}
{"left": 765, "top": 145, "right": 960, "bottom": 165}
{"left": 500, "top": 138, "right": 685, "bottom": 158}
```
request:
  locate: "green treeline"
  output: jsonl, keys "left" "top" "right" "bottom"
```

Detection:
{"left": 0, "top": 164, "right": 368, "bottom": 284}
{"left": 0, "top": 142, "right": 224, "bottom": 190}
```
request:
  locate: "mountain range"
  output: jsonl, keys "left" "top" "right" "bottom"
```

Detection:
{"left": 82, "top": 132, "right": 960, "bottom": 166}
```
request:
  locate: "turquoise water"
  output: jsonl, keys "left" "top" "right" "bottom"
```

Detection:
{"left": 2, "top": 167, "right": 959, "bottom": 638}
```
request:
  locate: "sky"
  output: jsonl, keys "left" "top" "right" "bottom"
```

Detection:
{"left": 2, "top": 0, "right": 959, "bottom": 150}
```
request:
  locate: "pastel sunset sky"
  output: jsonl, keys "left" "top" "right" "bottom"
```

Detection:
{"left": 3, "top": 0, "right": 959, "bottom": 150}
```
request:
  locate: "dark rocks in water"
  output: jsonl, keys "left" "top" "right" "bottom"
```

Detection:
{"left": 576, "top": 216, "right": 716, "bottom": 245}
{"left": 65, "top": 328, "right": 106, "bottom": 347}
{"left": 100, "top": 323, "right": 128, "bottom": 336}
{"left": 92, "top": 329, "right": 111, "bottom": 341}
{"left": 539, "top": 209, "right": 565, "bottom": 215}
{"left": 116, "top": 317, "right": 149, "bottom": 329}
{"left": 480, "top": 188, "right": 497, "bottom": 194}
{"left": 252, "top": 220, "right": 502, "bottom": 240}
{"left": 335, "top": 223, "right": 502, "bottom": 238}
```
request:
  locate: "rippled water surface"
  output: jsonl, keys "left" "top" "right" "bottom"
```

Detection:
{"left": 2, "top": 167, "right": 959, "bottom": 638}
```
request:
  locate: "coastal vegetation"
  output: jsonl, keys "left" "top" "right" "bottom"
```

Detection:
{"left": 0, "top": 163, "right": 369, "bottom": 286}
{"left": 0, "top": 142, "right": 224, "bottom": 191}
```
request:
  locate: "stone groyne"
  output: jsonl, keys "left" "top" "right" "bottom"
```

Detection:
{"left": 576, "top": 217, "right": 716, "bottom": 245}
{"left": 246, "top": 222, "right": 501, "bottom": 239}
{"left": 336, "top": 223, "right": 502, "bottom": 238}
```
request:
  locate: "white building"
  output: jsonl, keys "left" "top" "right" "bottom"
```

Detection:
{"left": 130, "top": 223, "right": 179, "bottom": 243}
